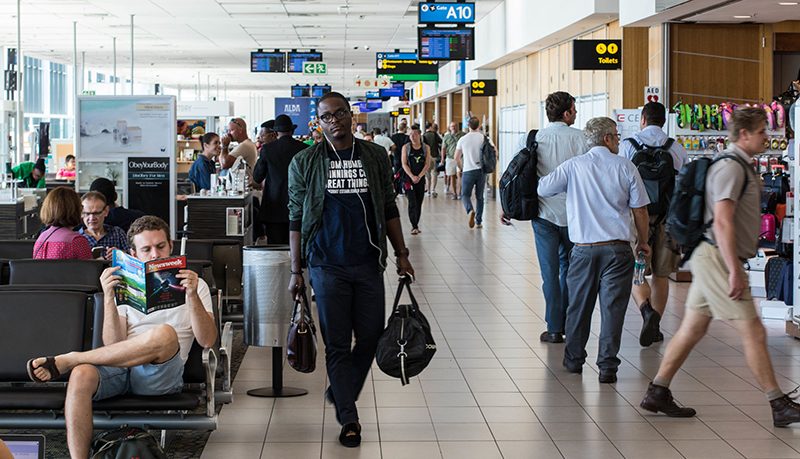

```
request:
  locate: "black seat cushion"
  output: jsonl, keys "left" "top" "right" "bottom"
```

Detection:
{"left": 9, "top": 259, "right": 106, "bottom": 289}
{"left": 0, "top": 387, "right": 202, "bottom": 411}
{"left": 0, "top": 240, "right": 35, "bottom": 260}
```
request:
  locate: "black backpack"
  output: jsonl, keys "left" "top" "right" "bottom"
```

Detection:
{"left": 91, "top": 426, "right": 167, "bottom": 459}
{"left": 480, "top": 136, "right": 497, "bottom": 174}
{"left": 666, "top": 154, "right": 750, "bottom": 265}
{"left": 499, "top": 130, "right": 539, "bottom": 221}
{"left": 627, "top": 138, "right": 676, "bottom": 224}
{"left": 376, "top": 277, "right": 436, "bottom": 385}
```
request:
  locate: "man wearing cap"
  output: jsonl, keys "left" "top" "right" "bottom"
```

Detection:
{"left": 89, "top": 177, "right": 144, "bottom": 232}
{"left": 253, "top": 114, "right": 308, "bottom": 245}
{"left": 11, "top": 158, "right": 46, "bottom": 188}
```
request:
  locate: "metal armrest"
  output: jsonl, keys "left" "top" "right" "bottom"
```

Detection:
{"left": 215, "top": 321, "right": 234, "bottom": 404}
{"left": 202, "top": 347, "right": 218, "bottom": 417}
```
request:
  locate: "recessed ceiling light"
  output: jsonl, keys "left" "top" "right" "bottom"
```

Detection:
{"left": 734, "top": 15, "right": 752, "bottom": 18}
{"left": 779, "top": 2, "right": 798, "bottom": 5}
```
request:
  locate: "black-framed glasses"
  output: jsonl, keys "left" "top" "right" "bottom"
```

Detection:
{"left": 82, "top": 210, "right": 105, "bottom": 217}
{"left": 319, "top": 109, "right": 350, "bottom": 124}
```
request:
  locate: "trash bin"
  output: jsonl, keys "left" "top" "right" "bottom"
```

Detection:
{"left": 242, "top": 244, "right": 308, "bottom": 397}
{"left": 243, "top": 245, "right": 292, "bottom": 347}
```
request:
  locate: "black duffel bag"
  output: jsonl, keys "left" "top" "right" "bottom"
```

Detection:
{"left": 376, "top": 276, "right": 436, "bottom": 385}
{"left": 91, "top": 426, "right": 167, "bottom": 459}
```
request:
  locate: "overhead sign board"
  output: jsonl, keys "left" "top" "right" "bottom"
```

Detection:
{"left": 418, "top": 2, "right": 475, "bottom": 24}
{"left": 573, "top": 40, "right": 622, "bottom": 70}
{"left": 376, "top": 52, "right": 439, "bottom": 82}
{"left": 469, "top": 79, "right": 497, "bottom": 97}
{"left": 251, "top": 51, "right": 286, "bottom": 73}
{"left": 302, "top": 62, "right": 327, "bottom": 75}
{"left": 400, "top": 107, "right": 411, "bottom": 115}
{"left": 390, "top": 111, "right": 399, "bottom": 117}
{"left": 354, "top": 76, "right": 392, "bottom": 89}
{"left": 418, "top": 27, "right": 475, "bottom": 61}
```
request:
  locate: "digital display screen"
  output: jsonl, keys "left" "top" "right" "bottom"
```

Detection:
{"left": 287, "top": 51, "right": 323, "bottom": 73}
{"left": 418, "top": 2, "right": 475, "bottom": 24}
{"left": 365, "top": 90, "right": 381, "bottom": 99}
{"left": 376, "top": 52, "right": 438, "bottom": 82}
{"left": 251, "top": 51, "right": 286, "bottom": 73}
{"left": 291, "top": 84, "right": 311, "bottom": 97}
{"left": 418, "top": 27, "right": 475, "bottom": 61}
{"left": 380, "top": 82, "right": 405, "bottom": 98}
{"left": 311, "top": 84, "right": 331, "bottom": 97}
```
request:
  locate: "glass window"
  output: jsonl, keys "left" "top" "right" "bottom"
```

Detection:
{"left": 49, "top": 62, "right": 67, "bottom": 115}
{"left": 23, "top": 56, "right": 43, "bottom": 113}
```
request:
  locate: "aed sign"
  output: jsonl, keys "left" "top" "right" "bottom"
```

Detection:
{"left": 644, "top": 86, "right": 661, "bottom": 104}
{"left": 418, "top": 2, "right": 475, "bottom": 24}
{"left": 573, "top": 39, "right": 622, "bottom": 70}
{"left": 469, "top": 79, "right": 497, "bottom": 97}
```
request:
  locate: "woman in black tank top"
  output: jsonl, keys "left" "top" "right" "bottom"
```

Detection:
{"left": 401, "top": 125, "right": 431, "bottom": 234}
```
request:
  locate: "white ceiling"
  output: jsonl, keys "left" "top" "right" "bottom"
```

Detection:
{"left": 0, "top": 0, "right": 503, "bottom": 95}
{"left": 630, "top": 0, "right": 800, "bottom": 26}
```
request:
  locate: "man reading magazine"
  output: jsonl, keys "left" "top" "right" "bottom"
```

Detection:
{"left": 26, "top": 216, "right": 217, "bottom": 459}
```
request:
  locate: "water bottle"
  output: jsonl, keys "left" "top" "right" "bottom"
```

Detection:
{"left": 633, "top": 251, "right": 646, "bottom": 285}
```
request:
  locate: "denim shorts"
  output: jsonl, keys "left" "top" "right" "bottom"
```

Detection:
{"left": 92, "top": 352, "right": 184, "bottom": 401}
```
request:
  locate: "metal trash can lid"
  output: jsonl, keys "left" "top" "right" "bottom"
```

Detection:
{"left": 243, "top": 245, "right": 289, "bottom": 252}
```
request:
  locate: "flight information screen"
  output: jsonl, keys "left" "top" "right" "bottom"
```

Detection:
{"left": 251, "top": 52, "right": 286, "bottom": 72}
{"left": 287, "top": 52, "right": 323, "bottom": 73}
{"left": 418, "top": 27, "right": 475, "bottom": 61}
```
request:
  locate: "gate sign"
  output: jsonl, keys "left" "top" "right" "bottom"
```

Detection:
{"left": 645, "top": 86, "right": 661, "bottom": 104}
{"left": 418, "top": 2, "right": 475, "bottom": 24}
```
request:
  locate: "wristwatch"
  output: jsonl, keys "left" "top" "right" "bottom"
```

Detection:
{"left": 395, "top": 248, "right": 410, "bottom": 257}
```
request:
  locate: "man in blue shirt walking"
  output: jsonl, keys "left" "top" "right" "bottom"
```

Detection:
{"left": 539, "top": 116, "right": 651, "bottom": 383}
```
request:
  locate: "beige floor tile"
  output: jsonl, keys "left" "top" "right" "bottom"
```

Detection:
{"left": 705, "top": 420, "right": 778, "bottom": 440}
{"left": 377, "top": 423, "right": 437, "bottom": 442}
{"left": 439, "top": 441, "right": 503, "bottom": 459}
{"left": 322, "top": 423, "right": 379, "bottom": 443}
{"left": 422, "top": 392, "right": 478, "bottom": 407}
{"left": 381, "top": 441, "right": 443, "bottom": 459}
{"left": 433, "top": 422, "right": 493, "bottom": 441}
{"left": 489, "top": 422, "right": 550, "bottom": 441}
{"left": 650, "top": 419, "right": 720, "bottom": 440}
{"left": 428, "top": 406, "right": 485, "bottom": 423}
{"left": 670, "top": 440, "right": 745, "bottom": 458}
{"left": 497, "top": 440, "right": 562, "bottom": 459}
{"left": 206, "top": 423, "right": 267, "bottom": 443}
{"left": 727, "top": 438, "right": 800, "bottom": 458}
{"left": 543, "top": 422, "right": 607, "bottom": 440}
{"left": 597, "top": 421, "right": 664, "bottom": 441}
{"left": 259, "top": 442, "right": 320, "bottom": 459}
{"left": 612, "top": 440, "right": 683, "bottom": 459}
{"left": 268, "top": 407, "right": 324, "bottom": 424}
{"left": 319, "top": 441, "right": 380, "bottom": 459}
{"left": 265, "top": 423, "right": 323, "bottom": 442}
{"left": 554, "top": 440, "right": 624, "bottom": 459}
{"left": 200, "top": 442, "right": 264, "bottom": 459}
{"left": 533, "top": 406, "right": 591, "bottom": 423}
{"left": 472, "top": 392, "right": 529, "bottom": 407}
{"left": 216, "top": 407, "right": 271, "bottom": 425}
{"left": 375, "top": 391, "right": 429, "bottom": 407}
{"left": 377, "top": 407, "right": 433, "bottom": 423}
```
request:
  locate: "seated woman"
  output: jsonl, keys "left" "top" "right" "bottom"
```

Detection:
{"left": 188, "top": 132, "right": 220, "bottom": 192}
{"left": 33, "top": 186, "right": 92, "bottom": 260}
{"left": 56, "top": 154, "right": 76, "bottom": 180}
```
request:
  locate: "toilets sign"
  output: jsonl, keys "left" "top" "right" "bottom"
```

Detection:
{"left": 573, "top": 39, "right": 622, "bottom": 70}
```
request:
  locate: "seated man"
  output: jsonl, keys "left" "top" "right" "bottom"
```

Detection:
{"left": 26, "top": 215, "right": 217, "bottom": 459}
{"left": 79, "top": 191, "right": 130, "bottom": 257}
{"left": 11, "top": 158, "right": 46, "bottom": 188}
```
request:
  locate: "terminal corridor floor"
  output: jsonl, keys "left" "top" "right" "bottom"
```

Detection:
{"left": 201, "top": 195, "right": 800, "bottom": 459}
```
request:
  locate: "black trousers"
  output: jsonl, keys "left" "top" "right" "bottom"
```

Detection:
{"left": 264, "top": 222, "right": 290, "bottom": 245}
{"left": 406, "top": 178, "right": 426, "bottom": 230}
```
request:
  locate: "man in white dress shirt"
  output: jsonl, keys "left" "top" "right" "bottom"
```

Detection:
{"left": 538, "top": 116, "right": 651, "bottom": 384}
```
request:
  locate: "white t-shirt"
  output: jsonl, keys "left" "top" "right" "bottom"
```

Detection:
{"left": 118, "top": 278, "right": 213, "bottom": 362}
{"left": 456, "top": 131, "right": 485, "bottom": 172}
{"left": 373, "top": 134, "right": 395, "bottom": 154}
{"left": 231, "top": 139, "right": 258, "bottom": 171}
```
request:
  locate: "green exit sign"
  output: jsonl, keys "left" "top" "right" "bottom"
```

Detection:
{"left": 302, "top": 62, "right": 327, "bottom": 75}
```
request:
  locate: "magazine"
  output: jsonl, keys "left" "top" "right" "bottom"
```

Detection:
{"left": 112, "top": 250, "right": 187, "bottom": 314}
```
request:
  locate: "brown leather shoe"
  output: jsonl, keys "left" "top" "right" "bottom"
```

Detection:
{"left": 771, "top": 395, "right": 800, "bottom": 427}
{"left": 640, "top": 383, "right": 696, "bottom": 417}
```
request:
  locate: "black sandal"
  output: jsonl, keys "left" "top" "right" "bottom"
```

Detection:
{"left": 339, "top": 422, "right": 361, "bottom": 448}
{"left": 26, "top": 356, "right": 60, "bottom": 383}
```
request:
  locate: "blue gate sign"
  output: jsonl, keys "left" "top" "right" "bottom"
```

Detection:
{"left": 418, "top": 2, "right": 475, "bottom": 24}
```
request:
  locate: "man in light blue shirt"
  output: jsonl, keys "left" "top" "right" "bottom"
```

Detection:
{"left": 619, "top": 102, "right": 689, "bottom": 348}
{"left": 538, "top": 116, "right": 651, "bottom": 383}
{"left": 503, "top": 91, "right": 586, "bottom": 344}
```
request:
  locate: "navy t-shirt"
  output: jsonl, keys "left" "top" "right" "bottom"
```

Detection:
{"left": 309, "top": 146, "right": 379, "bottom": 267}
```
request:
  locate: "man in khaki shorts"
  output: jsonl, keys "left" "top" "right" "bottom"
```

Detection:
{"left": 640, "top": 107, "right": 800, "bottom": 426}
{"left": 621, "top": 102, "right": 688, "bottom": 347}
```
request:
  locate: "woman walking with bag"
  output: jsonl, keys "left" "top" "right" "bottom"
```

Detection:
{"left": 401, "top": 125, "right": 431, "bottom": 235}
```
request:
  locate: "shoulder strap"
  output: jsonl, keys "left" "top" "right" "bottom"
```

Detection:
{"left": 626, "top": 138, "right": 643, "bottom": 151}
{"left": 662, "top": 138, "right": 675, "bottom": 149}
{"left": 713, "top": 154, "right": 750, "bottom": 200}
{"left": 392, "top": 276, "right": 419, "bottom": 314}
{"left": 526, "top": 129, "right": 538, "bottom": 151}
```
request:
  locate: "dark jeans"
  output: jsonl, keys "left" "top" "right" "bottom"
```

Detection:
{"left": 461, "top": 169, "right": 486, "bottom": 224}
{"left": 309, "top": 263, "right": 385, "bottom": 425}
{"left": 531, "top": 217, "right": 573, "bottom": 333}
{"left": 406, "top": 178, "right": 426, "bottom": 229}
{"left": 564, "top": 243, "right": 634, "bottom": 373}
{"left": 264, "top": 222, "right": 290, "bottom": 245}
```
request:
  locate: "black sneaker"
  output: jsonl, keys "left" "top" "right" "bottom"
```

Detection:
{"left": 640, "top": 300, "right": 662, "bottom": 347}
{"left": 562, "top": 358, "right": 583, "bottom": 374}
{"left": 540, "top": 331, "right": 564, "bottom": 343}
{"left": 640, "top": 383, "right": 696, "bottom": 417}
{"left": 771, "top": 394, "right": 800, "bottom": 427}
{"left": 339, "top": 422, "right": 361, "bottom": 447}
{"left": 599, "top": 371, "right": 617, "bottom": 384}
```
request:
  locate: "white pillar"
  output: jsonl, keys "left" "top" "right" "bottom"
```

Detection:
{"left": 129, "top": 14, "right": 134, "bottom": 95}
{"left": 112, "top": 36, "right": 117, "bottom": 95}
{"left": 15, "top": 0, "right": 23, "bottom": 163}
{"left": 72, "top": 22, "right": 77, "bottom": 160}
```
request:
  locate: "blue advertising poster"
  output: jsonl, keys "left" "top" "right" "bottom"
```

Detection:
{"left": 418, "top": 2, "right": 475, "bottom": 24}
{"left": 456, "top": 61, "right": 466, "bottom": 86}
{"left": 274, "top": 97, "right": 318, "bottom": 136}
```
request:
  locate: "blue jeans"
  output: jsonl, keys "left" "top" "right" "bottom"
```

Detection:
{"left": 461, "top": 169, "right": 486, "bottom": 224}
{"left": 531, "top": 217, "right": 572, "bottom": 333}
{"left": 309, "top": 262, "right": 385, "bottom": 425}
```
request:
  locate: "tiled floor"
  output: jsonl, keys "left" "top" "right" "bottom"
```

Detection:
{"left": 201, "top": 193, "right": 800, "bottom": 459}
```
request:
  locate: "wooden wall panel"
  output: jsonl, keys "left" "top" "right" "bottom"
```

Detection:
{"left": 424, "top": 101, "right": 435, "bottom": 124}
{"left": 648, "top": 25, "right": 664, "bottom": 91}
{"left": 437, "top": 97, "right": 447, "bottom": 130}
{"left": 622, "top": 27, "right": 649, "bottom": 108}
{"left": 558, "top": 43, "right": 570, "bottom": 90}
{"left": 549, "top": 46, "right": 559, "bottom": 95}
{"left": 452, "top": 92, "right": 463, "bottom": 124}
{"left": 670, "top": 23, "right": 762, "bottom": 104}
